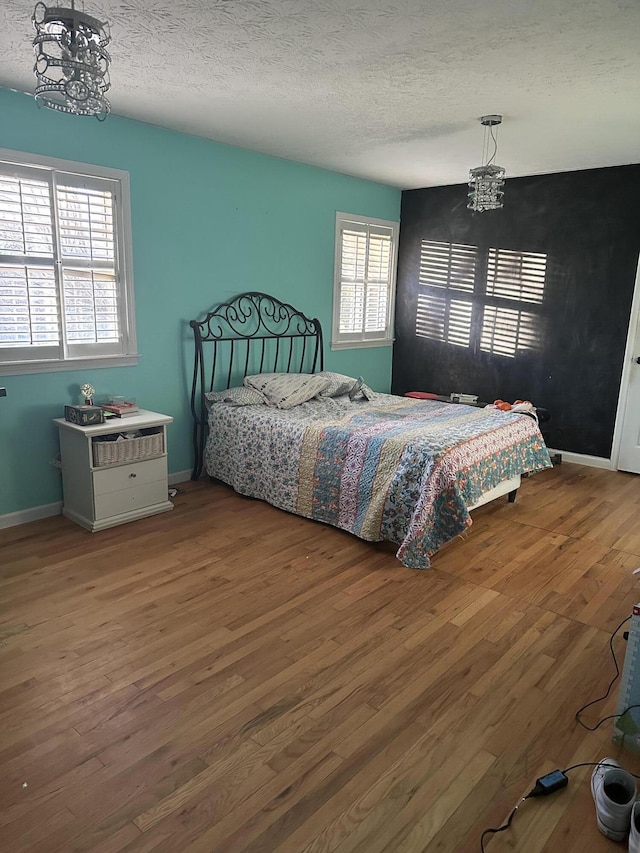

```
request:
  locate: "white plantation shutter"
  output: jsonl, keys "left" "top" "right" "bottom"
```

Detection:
{"left": 63, "top": 269, "right": 119, "bottom": 344}
{"left": 57, "top": 185, "right": 115, "bottom": 261}
{"left": 0, "top": 266, "right": 59, "bottom": 347}
{"left": 365, "top": 229, "right": 392, "bottom": 333}
{"left": 333, "top": 214, "right": 398, "bottom": 348}
{"left": 0, "top": 173, "right": 58, "bottom": 357}
{"left": 338, "top": 228, "right": 366, "bottom": 334}
{"left": 0, "top": 150, "right": 136, "bottom": 372}
{"left": 338, "top": 281, "right": 364, "bottom": 334}
{"left": 56, "top": 181, "right": 122, "bottom": 355}
{"left": 0, "top": 174, "right": 53, "bottom": 256}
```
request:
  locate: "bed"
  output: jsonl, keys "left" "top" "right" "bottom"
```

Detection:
{"left": 190, "top": 292, "right": 552, "bottom": 569}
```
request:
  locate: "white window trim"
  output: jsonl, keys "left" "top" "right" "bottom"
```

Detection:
{"left": 331, "top": 211, "right": 399, "bottom": 351}
{"left": 0, "top": 147, "right": 138, "bottom": 376}
{"left": 331, "top": 338, "right": 395, "bottom": 351}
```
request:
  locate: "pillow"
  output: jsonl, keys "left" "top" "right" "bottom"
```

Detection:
{"left": 349, "top": 376, "right": 376, "bottom": 401}
{"left": 205, "top": 386, "right": 267, "bottom": 407}
{"left": 315, "top": 371, "right": 358, "bottom": 398}
{"left": 244, "top": 372, "right": 330, "bottom": 409}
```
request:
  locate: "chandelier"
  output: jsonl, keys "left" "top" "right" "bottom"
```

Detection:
{"left": 467, "top": 115, "right": 505, "bottom": 212}
{"left": 32, "top": 1, "right": 111, "bottom": 120}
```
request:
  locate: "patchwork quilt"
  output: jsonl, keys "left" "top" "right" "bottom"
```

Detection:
{"left": 205, "top": 395, "right": 552, "bottom": 568}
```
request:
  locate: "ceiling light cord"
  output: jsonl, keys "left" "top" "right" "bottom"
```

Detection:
{"left": 486, "top": 124, "right": 499, "bottom": 167}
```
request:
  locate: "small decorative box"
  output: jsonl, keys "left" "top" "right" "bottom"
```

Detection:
{"left": 64, "top": 404, "right": 105, "bottom": 426}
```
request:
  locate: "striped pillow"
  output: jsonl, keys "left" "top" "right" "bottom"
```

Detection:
{"left": 315, "top": 371, "right": 358, "bottom": 398}
{"left": 244, "top": 373, "right": 329, "bottom": 409}
{"left": 205, "top": 387, "right": 267, "bottom": 407}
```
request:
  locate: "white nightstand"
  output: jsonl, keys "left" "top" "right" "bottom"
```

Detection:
{"left": 54, "top": 409, "right": 174, "bottom": 532}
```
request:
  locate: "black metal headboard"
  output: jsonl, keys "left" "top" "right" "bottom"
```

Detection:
{"left": 189, "top": 291, "right": 324, "bottom": 479}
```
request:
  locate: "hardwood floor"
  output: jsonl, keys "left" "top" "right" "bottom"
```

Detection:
{"left": 2, "top": 462, "right": 640, "bottom": 852}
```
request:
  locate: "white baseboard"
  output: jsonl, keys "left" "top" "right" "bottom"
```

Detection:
{"left": 0, "top": 471, "right": 193, "bottom": 531}
{"left": 0, "top": 501, "right": 62, "bottom": 530}
{"left": 546, "top": 448, "right": 614, "bottom": 470}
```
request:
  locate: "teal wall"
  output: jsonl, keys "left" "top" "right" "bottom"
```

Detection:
{"left": 0, "top": 88, "right": 400, "bottom": 517}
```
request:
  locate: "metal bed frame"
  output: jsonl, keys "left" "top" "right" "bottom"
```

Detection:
{"left": 189, "top": 291, "right": 324, "bottom": 480}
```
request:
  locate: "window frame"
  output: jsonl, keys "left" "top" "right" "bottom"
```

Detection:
{"left": 0, "top": 147, "right": 138, "bottom": 376}
{"left": 331, "top": 211, "right": 399, "bottom": 351}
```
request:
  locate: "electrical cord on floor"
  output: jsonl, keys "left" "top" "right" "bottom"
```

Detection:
{"left": 479, "top": 761, "right": 640, "bottom": 851}
{"left": 480, "top": 795, "right": 530, "bottom": 852}
{"left": 574, "top": 615, "right": 631, "bottom": 730}
{"left": 481, "top": 616, "right": 640, "bottom": 849}
{"left": 576, "top": 702, "right": 640, "bottom": 732}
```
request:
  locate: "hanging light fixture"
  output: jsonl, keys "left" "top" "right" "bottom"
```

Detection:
{"left": 32, "top": 1, "right": 111, "bottom": 120}
{"left": 467, "top": 115, "right": 505, "bottom": 212}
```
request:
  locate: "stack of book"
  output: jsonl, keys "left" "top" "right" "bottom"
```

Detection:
{"left": 100, "top": 400, "right": 139, "bottom": 418}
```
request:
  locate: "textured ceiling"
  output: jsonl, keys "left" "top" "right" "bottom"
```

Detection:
{"left": 1, "top": 0, "right": 639, "bottom": 189}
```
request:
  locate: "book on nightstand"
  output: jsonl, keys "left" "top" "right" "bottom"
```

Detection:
{"left": 100, "top": 401, "right": 139, "bottom": 417}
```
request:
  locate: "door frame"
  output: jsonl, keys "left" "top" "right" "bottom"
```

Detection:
{"left": 611, "top": 253, "right": 640, "bottom": 469}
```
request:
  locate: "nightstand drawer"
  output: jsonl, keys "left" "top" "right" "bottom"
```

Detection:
{"left": 94, "top": 480, "right": 168, "bottom": 520}
{"left": 93, "top": 457, "right": 167, "bottom": 495}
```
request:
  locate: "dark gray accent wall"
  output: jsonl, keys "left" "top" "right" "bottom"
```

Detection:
{"left": 393, "top": 165, "right": 640, "bottom": 458}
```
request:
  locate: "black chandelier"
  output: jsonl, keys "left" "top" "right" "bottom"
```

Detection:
{"left": 32, "top": 1, "right": 111, "bottom": 120}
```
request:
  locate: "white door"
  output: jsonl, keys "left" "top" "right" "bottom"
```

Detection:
{"left": 617, "top": 258, "right": 640, "bottom": 473}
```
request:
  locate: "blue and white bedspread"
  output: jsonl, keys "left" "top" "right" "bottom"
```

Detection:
{"left": 205, "top": 395, "right": 552, "bottom": 569}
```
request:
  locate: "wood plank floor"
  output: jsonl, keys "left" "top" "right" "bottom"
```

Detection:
{"left": 2, "top": 462, "right": 640, "bottom": 852}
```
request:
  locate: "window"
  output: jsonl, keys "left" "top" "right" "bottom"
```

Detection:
{"left": 0, "top": 148, "right": 137, "bottom": 374}
{"left": 416, "top": 240, "right": 546, "bottom": 358}
{"left": 332, "top": 212, "right": 399, "bottom": 349}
